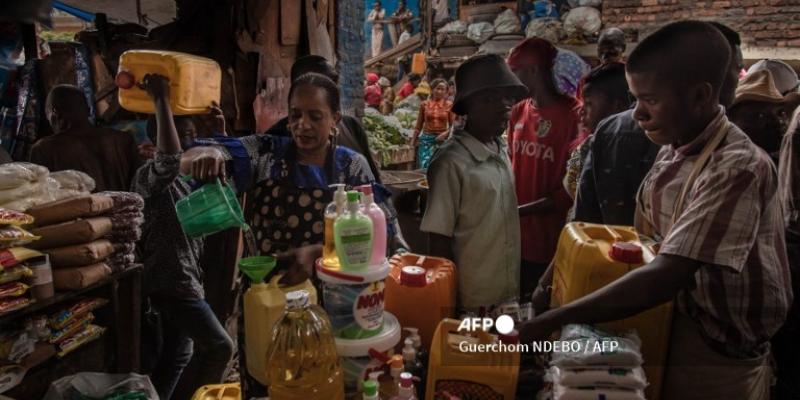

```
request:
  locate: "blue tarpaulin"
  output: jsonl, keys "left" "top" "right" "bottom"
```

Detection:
{"left": 53, "top": 1, "right": 95, "bottom": 22}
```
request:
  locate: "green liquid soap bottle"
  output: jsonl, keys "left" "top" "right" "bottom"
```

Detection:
{"left": 334, "top": 191, "right": 374, "bottom": 270}
{"left": 323, "top": 184, "right": 347, "bottom": 268}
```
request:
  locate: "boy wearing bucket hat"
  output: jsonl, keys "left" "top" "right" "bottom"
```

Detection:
{"left": 421, "top": 54, "right": 528, "bottom": 312}
{"left": 729, "top": 69, "right": 800, "bottom": 162}
{"left": 132, "top": 75, "right": 234, "bottom": 400}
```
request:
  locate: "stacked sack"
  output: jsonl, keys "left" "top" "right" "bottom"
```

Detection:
{"left": 0, "top": 163, "right": 94, "bottom": 212}
{"left": 25, "top": 192, "right": 142, "bottom": 291}
{"left": 547, "top": 324, "right": 648, "bottom": 400}
{"left": 98, "top": 191, "right": 143, "bottom": 272}
{"left": 0, "top": 209, "right": 43, "bottom": 315}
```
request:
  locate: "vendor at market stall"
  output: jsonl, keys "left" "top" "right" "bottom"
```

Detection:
{"left": 521, "top": 21, "right": 793, "bottom": 399}
{"left": 184, "top": 73, "right": 402, "bottom": 269}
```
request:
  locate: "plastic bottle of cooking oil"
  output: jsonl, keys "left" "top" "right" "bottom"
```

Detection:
{"left": 323, "top": 184, "right": 347, "bottom": 269}
{"left": 266, "top": 290, "right": 345, "bottom": 399}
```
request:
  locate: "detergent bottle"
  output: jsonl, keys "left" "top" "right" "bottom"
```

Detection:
{"left": 266, "top": 290, "right": 344, "bottom": 399}
{"left": 334, "top": 191, "right": 373, "bottom": 270}
{"left": 390, "top": 372, "right": 418, "bottom": 400}
{"left": 243, "top": 274, "right": 317, "bottom": 386}
{"left": 358, "top": 184, "right": 387, "bottom": 266}
{"left": 116, "top": 50, "right": 221, "bottom": 115}
{"left": 551, "top": 222, "right": 672, "bottom": 400}
{"left": 323, "top": 184, "right": 347, "bottom": 268}
{"left": 385, "top": 254, "right": 456, "bottom": 350}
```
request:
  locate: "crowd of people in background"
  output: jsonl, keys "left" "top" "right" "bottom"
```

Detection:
{"left": 13, "top": 11, "right": 800, "bottom": 398}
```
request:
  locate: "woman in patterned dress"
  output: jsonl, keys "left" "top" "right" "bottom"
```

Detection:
{"left": 186, "top": 73, "right": 401, "bottom": 261}
{"left": 411, "top": 78, "right": 454, "bottom": 169}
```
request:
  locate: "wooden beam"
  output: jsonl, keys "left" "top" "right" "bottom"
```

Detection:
{"left": 365, "top": 35, "right": 422, "bottom": 68}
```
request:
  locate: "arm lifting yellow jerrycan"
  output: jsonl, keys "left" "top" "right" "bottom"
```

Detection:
{"left": 551, "top": 222, "right": 673, "bottom": 400}
{"left": 116, "top": 50, "right": 221, "bottom": 115}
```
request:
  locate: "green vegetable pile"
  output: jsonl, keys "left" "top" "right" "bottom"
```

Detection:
{"left": 363, "top": 113, "right": 411, "bottom": 165}
{"left": 394, "top": 109, "right": 418, "bottom": 130}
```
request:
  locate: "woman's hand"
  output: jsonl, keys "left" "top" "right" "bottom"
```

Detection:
{"left": 531, "top": 283, "right": 551, "bottom": 316}
{"left": 189, "top": 147, "right": 226, "bottom": 182}
{"left": 411, "top": 131, "right": 420, "bottom": 147}
{"left": 197, "top": 101, "right": 226, "bottom": 136}
{"left": 140, "top": 74, "right": 170, "bottom": 101}
{"left": 276, "top": 245, "right": 322, "bottom": 286}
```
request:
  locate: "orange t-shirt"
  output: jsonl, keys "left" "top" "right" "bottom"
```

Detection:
{"left": 415, "top": 99, "right": 454, "bottom": 134}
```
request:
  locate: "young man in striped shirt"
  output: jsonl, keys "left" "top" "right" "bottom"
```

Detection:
{"left": 520, "top": 21, "right": 792, "bottom": 399}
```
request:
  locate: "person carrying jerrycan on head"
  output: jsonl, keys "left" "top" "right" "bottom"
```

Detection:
{"left": 131, "top": 74, "right": 234, "bottom": 400}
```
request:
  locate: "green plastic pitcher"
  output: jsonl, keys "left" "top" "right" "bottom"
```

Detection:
{"left": 175, "top": 178, "right": 245, "bottom": 238}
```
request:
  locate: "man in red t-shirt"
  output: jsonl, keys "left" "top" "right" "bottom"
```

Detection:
{"left": 396, "top": 73, "right": 421, "bottom": 101}
{"left": 507, "top": 38, "right": 582, "bottom": 301}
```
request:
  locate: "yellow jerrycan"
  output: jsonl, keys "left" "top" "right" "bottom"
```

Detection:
{"left": 426, "top": 319, "right": 519, "bottom": 400}
{"left": 116, "top": 50, "right": 221, "bottom": 115}
{"left": 243, "top": 274, "right": 318, "bottom": 385}
{"left": 552, "top": 222, "right": 673, "bottom": 400}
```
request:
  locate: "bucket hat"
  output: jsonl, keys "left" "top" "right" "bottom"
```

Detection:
{"left": 452, "top": 54, "right": 528, "bottom": 115}
{"left": 747, "top": 59, "right": 799, "bottom": 95}
{"left": 733, "top": 70, "right": 798, "bottom": 108}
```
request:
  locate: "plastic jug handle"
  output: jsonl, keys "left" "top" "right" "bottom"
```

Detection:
{"left": 268, "top": 274, "right": 284, "bottom": 288}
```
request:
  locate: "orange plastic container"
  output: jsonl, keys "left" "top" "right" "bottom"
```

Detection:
{"left": 551, "top": 222, "right": 673, "bottom": 400}
{"left": 411, "top": 52, "right": 427, "bottom": 75}
{"left": 425, "top": 319, "right": 519, "bottom": 400}
{"left": 117, "top": 50, "right": 221, "bottom": 115}
{"left": 385, "top": 254, "right": 456, "bottom": 350}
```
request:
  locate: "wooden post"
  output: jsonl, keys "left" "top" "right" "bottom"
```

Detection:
{"left": 20, "top": 23, "right": 37, "bottom": 61}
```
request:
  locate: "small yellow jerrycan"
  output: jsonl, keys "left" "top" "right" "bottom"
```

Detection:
{"left": 243, "top": 274, "right": 318, "bottom": 386}
{"left": 116, "top": 50, "right": 221, "bottom": 115}
{"left": 552, "top": 222, "right": 672, "bottom": 400}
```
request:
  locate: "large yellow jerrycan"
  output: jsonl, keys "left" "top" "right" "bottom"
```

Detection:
{"left": 116, "top": 50, "right": 221, "bottom": 115}
{"left": 552, "top": 222, "right": 672, "bottom": 400}
{"left": 426, "top": 319, "right": 519, "bottom": 400}
{"left": 243, "top": 274, "right": 318, "bottom": 386}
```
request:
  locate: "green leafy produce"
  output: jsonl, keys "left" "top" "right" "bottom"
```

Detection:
{"left": 363, "top": 113, "right": 416, "bottom": 166}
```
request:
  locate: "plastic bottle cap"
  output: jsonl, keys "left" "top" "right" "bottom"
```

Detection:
{"left": 399, "top": 372, "right": 413, "bottom": 387}
{"left": 609, "top": 242, "right": 644, "bottom": 264}
{"left": 403, "top": 327, "right": 422, "bottom": 348}
{"left": 498, "top": 329, "right": 519, "bottom": 344}
{"left": 285, "top": 290, "right": 310, "bottom": 309}
{"left": 359, "top": 184, "right": 373, "bottom": 196}
{"left": 363, "top": 380, "right": 378, "bottom": 396}
{"left": 347, "top": 191, "right": 360, "bottom": 202}
{"left": 115, "top": 71, "right": 135, "bottom": 89}
{"left": 388, "top": 354, "right": 404, "bottom": 369}
{"left": 400, "top": 266, "right": 426, "bottom": 287}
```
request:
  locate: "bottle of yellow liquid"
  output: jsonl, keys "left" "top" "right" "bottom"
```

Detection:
{"left": 267, "top": 290, "right": 345, "bottom": 400}
{"left": 243, "top": 274, "right": 317, "bottom": 386}
{"left": 323, "top": 184, "right": 347, "bottom": 269}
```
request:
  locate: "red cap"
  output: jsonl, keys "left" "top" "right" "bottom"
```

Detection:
{"left": 115, "top": 71, "right": 136, "bottom": 89}
{"left": 400, "top": 266, "right": 426, "bottom": 287}
{"left": 367, "top": 73, "right": 379, "bottom": 84}
{"left": 609, "top": 242, "right": 643, "bottom": 264}
{"left": 498, "top": 329, "right": 519, "bottom": 344}
{"left": 359, "top": 184, "right": 373, "bottom": 196}
{"left": 399, "top": 372, "right": 414, "bottom": 387}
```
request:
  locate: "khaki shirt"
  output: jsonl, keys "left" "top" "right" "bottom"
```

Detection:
{"left": 421, "top": 129, "right": 521, "bottom": 310}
